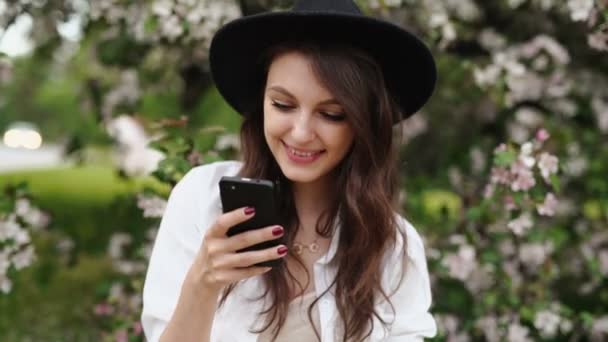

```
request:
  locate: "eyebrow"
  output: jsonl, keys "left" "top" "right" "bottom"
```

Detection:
{"left": 267, "top": 86, "right": 341, "bottom": 106}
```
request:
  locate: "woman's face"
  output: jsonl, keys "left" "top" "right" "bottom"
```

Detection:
{"left": 263, "top": 51, "right": 355, "bottom": 185}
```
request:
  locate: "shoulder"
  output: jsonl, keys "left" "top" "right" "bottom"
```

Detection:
{"left": 381, "top": 213, "right": 430, "bottom": 287}
{"left": 178, "top": 160, "right": 243, "bottom": 189}
{"left": 167, "top": 160, "right": 243, "bottom": 233}
{"left": 393, "top": 213, "right": 427, "bottom": 262}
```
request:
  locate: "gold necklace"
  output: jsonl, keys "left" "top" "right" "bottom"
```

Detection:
{"left": 293, "top": 236, "right": 320, "bottom": 254}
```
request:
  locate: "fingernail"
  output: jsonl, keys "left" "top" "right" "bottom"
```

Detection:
{"left": 277, "top": 246, "right": 288, "bottom": 255}
{"left": 272, "top": 226, "right": 284, "bottom": 236}
{"left": 244, "top": 207, "right": 255, "bottom": 215}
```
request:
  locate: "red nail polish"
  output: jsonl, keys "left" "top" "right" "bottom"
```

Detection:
{"left": 277, "top": 246, "right": 288, "bottom": 255}
{"left": 244, "top": 207, "right": 255, "bottom": 215}
{"left": 272, "top": 226, "right": 284, "bottom": 236}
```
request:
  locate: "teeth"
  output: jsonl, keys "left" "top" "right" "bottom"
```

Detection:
{"left": 290, "top": 148, "right": 317, "bottom": 157}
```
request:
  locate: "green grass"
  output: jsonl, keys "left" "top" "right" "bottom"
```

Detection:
{"left": 0, "top": 165, "right": 167, "bottom": 205}
{"left": 0, "top": 166, "right": 167, "bottom": 253}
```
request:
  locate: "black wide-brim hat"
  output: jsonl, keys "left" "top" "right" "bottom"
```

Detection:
{"left": 209, "top": 0, "right": 436, "bottom": 123}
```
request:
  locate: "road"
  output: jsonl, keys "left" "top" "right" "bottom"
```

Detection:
{"left": 0, "top": 144, "right": 65, "bottom": 173}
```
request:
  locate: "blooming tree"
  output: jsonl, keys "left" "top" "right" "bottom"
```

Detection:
{"left": 1, "top": 0, "right": 607, "bottom": 340}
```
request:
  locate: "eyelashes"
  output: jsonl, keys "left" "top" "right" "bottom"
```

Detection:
{"left": 270, "top": 100, "right": 347, "bottom": 122}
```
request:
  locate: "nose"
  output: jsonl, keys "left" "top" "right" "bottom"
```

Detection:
{"left": 290, "top": 111, "right": 315, "bottom": 143}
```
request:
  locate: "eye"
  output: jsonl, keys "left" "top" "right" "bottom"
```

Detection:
{"left": 320, "top": 111, "right": 347, "bottom": 122}
{"left": 271, "top": 100, "right": 294, "bottom": 111}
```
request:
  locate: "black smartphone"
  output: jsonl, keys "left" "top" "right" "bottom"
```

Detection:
{"left": 218, "top": 175, "right": 283, "bottom": 268}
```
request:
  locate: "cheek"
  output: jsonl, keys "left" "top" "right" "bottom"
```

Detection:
{"left": 263, "top": 108, "right": 287, "bottom": 142}
{"left": 322, "top": 126, "right": 355, "bottom": 152}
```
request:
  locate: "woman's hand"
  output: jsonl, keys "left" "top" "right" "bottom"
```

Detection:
{"left": 186, "top": 206, "right": 287, "bottom": 295}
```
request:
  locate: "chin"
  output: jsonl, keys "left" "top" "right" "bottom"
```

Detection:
{"left": 277, "top": 161, "right": 326, "bottom": 184}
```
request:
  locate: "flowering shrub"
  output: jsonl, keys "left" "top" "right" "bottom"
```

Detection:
{"left": 1, "top": 0, "right": 607, "bottom": 339}
{"left": 92, "top": 227, "right": 156, "bottom": 341}
{"left": 0, "top": 184, "right": 50, "bottom": 294}
{"left": 91, "top": 119, "right": 239, "bottom": 339}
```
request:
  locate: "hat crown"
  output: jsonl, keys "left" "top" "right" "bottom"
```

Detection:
{"left": 293, "top": 0, "right": 362, "bottom": 15}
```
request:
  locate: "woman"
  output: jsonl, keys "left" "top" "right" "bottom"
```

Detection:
{"left": 142, "top": 0, "right": 437, "bottom": 341}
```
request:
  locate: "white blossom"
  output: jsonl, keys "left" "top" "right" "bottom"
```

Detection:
{"left": 0, "top": 217, "right": 21, "bottom": 242}
{"left": 137, "top": 194, "right": 167, "bottom": 218}
{"left": 12, "top": 245, "right": 35, "bottom": 270}
{"left": 519, "top": 242, "right": 553, "bottom": 270}
{"left": 598, "top": 250, "right": 608, "bottom": 276}
{"left": 515, "top": 107, "right": 544, "bottom": 128}
{"left": 567, "top": 0, "right": 594, "bottom": 21}
{"left": 537, "top": 192, "right": 558, "bottom": 216}
{"left": 151, "top": 0, "right": 173, "bottom": 17}
{"left": 538, "top": 152, "right": 559, "bottom": 181}
{"left": 108, "top": 233, "right": 132, "bottom": 259}
{"left": 591, "top": 97, "right": 608, "bottom": 133}
{"left": 534, "top": 310, "right": 561, "bottom": 338}
{"left": 591, "top": 316, "right": 608, "bottom": 341}
{"left": 215, "top": 133, "right": 241, "bottom": 151}
{"left": 0, "top": 252, "right": 9, "bottom": 275}
{"left": 442, "top": 244, "right": 477, "bottom": 281}
{"left": 508, "top": 0, "right": 527, "bottom": 8}
{"left": 475, "top": 316, "right": 500, "bottom": 342}
{"left": 0, "top": 274, "right": 12, "bottom": 294}
{"left": 478, "top": 28, "right": 507, "bottom": 52}
{"left": 508, "top": 212, "right": 534, "bottom": 236}
{"left": 507, "top": 321, "right": 532, "bottom": 342}
{"left": 106, "top": 115, "right": 165, "bottom": 177}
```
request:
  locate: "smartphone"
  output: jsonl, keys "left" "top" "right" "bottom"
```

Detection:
{"left": 218, "top": 175, "right": 284, "bottom": 268}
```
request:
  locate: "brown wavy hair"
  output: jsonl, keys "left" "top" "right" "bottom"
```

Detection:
{"left": 218, "top": 41, "right": 408, "bottom": 342}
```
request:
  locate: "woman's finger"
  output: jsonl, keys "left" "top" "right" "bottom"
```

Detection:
{"left": 213, "top": 244, "right": 288, "bottom": 269}
{"left": 206, "top": 206, "right": 255, "bottom": 238}
{"left": 223, "top": 224, "right": 284, "bottom": 252}
{"left": 214, "top": 266, "right": 273, "bottom": 284}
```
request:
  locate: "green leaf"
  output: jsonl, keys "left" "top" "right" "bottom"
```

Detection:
{"left": 494, "top": 150, "right": 517, "bottom": 167}
{"left": 550, "top": 174, "right": 561, "bottom": 192}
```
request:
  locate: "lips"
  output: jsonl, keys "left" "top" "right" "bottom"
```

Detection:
{"left": 282, "top": 141, "right": 325, "bottom": 163}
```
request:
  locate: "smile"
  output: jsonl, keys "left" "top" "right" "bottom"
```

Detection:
{"left": 282, "top": 141, "right": 325, "bottom": 163}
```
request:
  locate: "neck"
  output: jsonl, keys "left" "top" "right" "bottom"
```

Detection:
{"left": 291, "top": 174, "right": 334, "bottom": 232}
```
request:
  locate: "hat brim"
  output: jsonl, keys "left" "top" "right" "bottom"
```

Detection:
{"left": 209, "top": 11, "right": 436, "bottom": 122}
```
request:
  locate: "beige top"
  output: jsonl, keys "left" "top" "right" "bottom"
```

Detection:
{"left": 257, "top": 291, "right": 321, "bottom": 342}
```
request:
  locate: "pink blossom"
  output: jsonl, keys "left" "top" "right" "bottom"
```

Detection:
{"left": 441, "top": 244, "right": 477, "bottom": 281}
{"left": 535, "top": 128, "right": 550, "bottom": 142}
{"left": 483, "top": 183, "right": 496, "bottom": 198}
{"left": 494, "top": 143, "right": 508, "bottom": 154}
{"left": 508, "top": 212, "right": 534, "bottom": 236}
{"left": 510, "top": 161, "right": 536, "bottom": 191}
{"left": 491, "top": 166, "right": 511, "bottom": 185}
{"left": 504, "top": 195, "right": 517, "bottom": 211}
{"left": 93, "top": 303, "right": 115, "bottom": 316}
{"left": 132, "top": 321, "right": 143, "bottom": 335}
{"left": 537, "top": 193, "right": 558, "bottom": 216}
{"left": 114, "top": 329, "right": 128, "bottom": 342}
{"left": 538, "top": 152, "right": 559, "bottom": 181}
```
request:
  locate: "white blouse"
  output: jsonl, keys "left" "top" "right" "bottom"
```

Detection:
{"left": 257, "top": 291, "right": 321, "bottom": 341}
{"left": 141, "top": 160, "right": 437, "bottom": 341}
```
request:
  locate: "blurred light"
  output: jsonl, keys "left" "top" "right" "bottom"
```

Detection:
{"left": 3, "top": 122, "right": 43, "bottom": 149}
